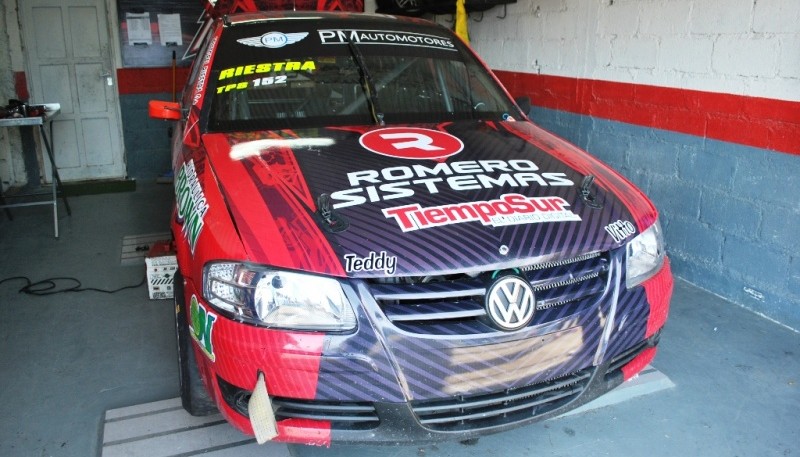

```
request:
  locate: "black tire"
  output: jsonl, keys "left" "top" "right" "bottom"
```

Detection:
{"left": 174, "top": 272, "right": 217, "bottom": 416}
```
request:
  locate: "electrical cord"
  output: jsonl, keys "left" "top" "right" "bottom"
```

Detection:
{"left": 0, "top": 276, "right": 146, "bottom": 296}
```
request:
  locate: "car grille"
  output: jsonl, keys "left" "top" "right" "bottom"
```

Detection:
{"left": 368, "top": 252, "right": 609, "bottom": 335}
{"left": 272, "top": 398, "right": 379, "bottom": 429}
{"left": 217, "top": 376, "right": 380, "bottom": 430}
{"left": 410, "top": 367, "right": 593, "bottom": 432}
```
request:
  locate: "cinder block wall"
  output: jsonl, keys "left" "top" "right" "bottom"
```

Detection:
{"left": 120, "top": 93, "right": 173, "bottom": 179}
{"left": 117, "top": 67, "right": 191, "bottom": 180}
{"left": 468, "top": 0, "right": 800, "bottom": 329}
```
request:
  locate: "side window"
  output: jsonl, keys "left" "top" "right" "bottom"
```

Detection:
{"left": 464, "top": 62, "right": 510, "bottom": 114}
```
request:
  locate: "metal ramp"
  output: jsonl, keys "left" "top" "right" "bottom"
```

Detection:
{"left": 102, "top": 366, "right": 673, "bottom": 456}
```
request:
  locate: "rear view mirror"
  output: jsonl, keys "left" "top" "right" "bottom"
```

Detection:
{"left": 149, "top": 100, "right": 182, "bottom": 121}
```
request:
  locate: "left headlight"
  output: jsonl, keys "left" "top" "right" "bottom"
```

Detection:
{"left": 625, "top": 219, "right": 666, "bottom": 289}
{"left": 203, "top": 262, "right": 356, "bottom": 332}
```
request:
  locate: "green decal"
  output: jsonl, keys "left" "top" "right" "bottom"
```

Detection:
{"left": 189, "top": 295, "right": 216, "bottom": 361}
{"left": 174, "top": 160, "right": 209, "bottom": 253}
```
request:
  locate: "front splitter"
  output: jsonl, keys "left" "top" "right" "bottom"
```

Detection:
{"left": 100, "top": 365, "right": 673, "bottom": 455}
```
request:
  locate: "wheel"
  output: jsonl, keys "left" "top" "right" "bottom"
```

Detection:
{"left": 174, "top": 272, "right": 217, "bottom": 416}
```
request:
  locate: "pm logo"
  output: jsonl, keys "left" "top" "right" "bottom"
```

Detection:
{"left": 485, "top": 275, "right": 536, "bottom": 331}
{"left": 359, "top": 127, "right": 464, "bottom": 160}
{"left": 237, "top": 32, "right": 308, "bottom": 48}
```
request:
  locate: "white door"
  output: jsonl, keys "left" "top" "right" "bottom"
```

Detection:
{"left": 21, "top": 0, "right": 126, "bottom": 182}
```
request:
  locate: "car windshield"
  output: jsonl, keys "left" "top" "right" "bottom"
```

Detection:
{"left": 205, "top": 17, "right": 520, "bottom": 132}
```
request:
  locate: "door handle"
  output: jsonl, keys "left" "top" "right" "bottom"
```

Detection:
{"left": 100, "top": 70, "right": 113, "bottom": 86}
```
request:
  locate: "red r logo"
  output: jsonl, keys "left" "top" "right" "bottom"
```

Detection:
{"left": 359, "top": 127, "right": 464, "bottom": 160}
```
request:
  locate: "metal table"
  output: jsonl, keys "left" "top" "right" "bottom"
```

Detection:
{"left": 0, "top": 105, "right": 71, "bottom": 238}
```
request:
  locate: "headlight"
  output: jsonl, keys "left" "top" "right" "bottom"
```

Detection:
{"left": 203, "top": 262, "right": 356, "bottom": 331}
{"left": 625, "top": 219, "right": 666, "bottom": 289}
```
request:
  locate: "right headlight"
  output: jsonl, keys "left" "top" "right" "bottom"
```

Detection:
{"left": 625, "top": 219, "right": 666, "bottom": 289}
{"left": 203, "top": 262, "right": 356, "bottom": 332}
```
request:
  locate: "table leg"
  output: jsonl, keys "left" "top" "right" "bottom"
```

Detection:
{"left": 41, "top": 122, "right": 71, "bottom": 216}
{"left": 39, "top": 123, "right": 68, "bottom": 238}
{"left": 0, "top": 186, "right": 13, "bottom": 220}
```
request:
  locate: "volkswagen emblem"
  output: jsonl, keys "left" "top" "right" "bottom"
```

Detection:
{"left": 485, "top": 275, "right": 536, "bottom": 331}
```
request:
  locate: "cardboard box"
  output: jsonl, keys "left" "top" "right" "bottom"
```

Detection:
{"left": 145, "top": 240, "right": 178, "bottom": 300}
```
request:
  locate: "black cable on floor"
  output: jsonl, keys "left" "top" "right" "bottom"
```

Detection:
{"left": 0, "top": 276, "right": 146, "bottom": 296}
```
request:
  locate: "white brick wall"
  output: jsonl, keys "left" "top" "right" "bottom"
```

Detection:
{"left": 779, "top": 36, "right": 800, "bottom": 79}
{"left": 466, "top": 0, "right": 800, "bottom": 101}
{"left": 712, "top": 35, "right": 779, "bottom": 78}
{"left": 753, "top": 0, "right": 800, "bottom": 34}
{"left": 658, "top": 36, "right": 712, "bottom": 75}
{"left": 689, "top": 0, "right": 752, "bottom": 35}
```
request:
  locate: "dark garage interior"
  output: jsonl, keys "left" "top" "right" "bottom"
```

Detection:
{"left": 1, "top": 0, "right": 798, "bottom": 456}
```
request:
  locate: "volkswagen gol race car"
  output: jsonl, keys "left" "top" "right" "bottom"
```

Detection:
{"left": 150, "top": 11, "right": 673, "bottom": 446}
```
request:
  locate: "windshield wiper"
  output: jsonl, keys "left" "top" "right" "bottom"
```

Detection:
{"left": 346, "top": 39, "right": 385, "bottom": 126}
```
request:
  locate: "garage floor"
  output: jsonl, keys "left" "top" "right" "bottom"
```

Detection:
{"left": 1, "top": 183, "right": 798, "bottom": 457}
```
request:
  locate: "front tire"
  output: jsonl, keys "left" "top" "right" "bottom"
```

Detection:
{"left": 174, "top": 272, "right": 217, "bottom": 416}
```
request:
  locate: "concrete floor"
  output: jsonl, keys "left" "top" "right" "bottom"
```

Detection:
{"left": 0, "top": 183, "right": 798, "bottom": 457}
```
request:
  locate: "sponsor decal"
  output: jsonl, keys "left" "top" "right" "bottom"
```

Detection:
{"left": 331, "top": 159, "right": 574, "bottom": 209}
{"left": 218, "top": 60, "right": 316, "bottom": 80}
{"left": 237, "top": 31, "right": 309, "bottom": 48}
{"left": 216, "top": 75, "right": 288, "bottom": 94}
{"left": 382, "top": 193, "right": 582, "bottom": 232}
{"left": 360, "top": 127, "right": 464, "bottom": 161}
{"left": 605, "top": 219, "right": 636, "bottom": 243}
{"left": 175, "top": 159, "right": 209, "bottom": 253}
{"left": 318, "top": 29, "right": 456, "bottom": 50}
{"left": 344, "top": 251, "right": 397, "bottom": 275}
{"left": 189, "top": 295, "right": 216, "bottom": 361}
{"left": 192, "top": 36, "right": 218, "bottom": 106}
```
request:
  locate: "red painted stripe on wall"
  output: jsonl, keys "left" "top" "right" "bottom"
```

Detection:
{"left": 117, "top": 67, "right": 191, "bottom": 95}
{"left": 494, "top": 71, "right": 800, "bottom": 156}
{"left": 13, "top": 71, "right": 28, "bottom": 101}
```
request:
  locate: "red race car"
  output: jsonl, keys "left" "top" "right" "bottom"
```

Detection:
{"left": 150, "top": 10, "right": 673, "bottom": 447}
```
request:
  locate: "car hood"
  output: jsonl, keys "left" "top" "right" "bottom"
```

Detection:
{"left": 202, "top": 120, "right": 657, "bottom": 278}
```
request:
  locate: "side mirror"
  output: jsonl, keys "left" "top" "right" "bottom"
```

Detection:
{"left": 514, "top": 96, "right": 531, "bottom": 116}
{"left": 149, "top": 100, "right": 182, "bottom": 121}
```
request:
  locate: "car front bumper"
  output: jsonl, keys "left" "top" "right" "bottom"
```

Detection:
{"left": 182, "top": 254, "right": 673, "bottom": 446}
